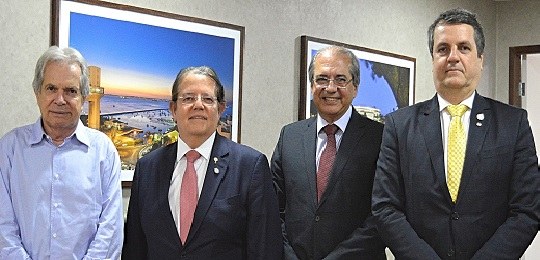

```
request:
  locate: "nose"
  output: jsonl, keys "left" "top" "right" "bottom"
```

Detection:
{"left": 324, "top": 81, "right": 339, "bottom": 93}
{"left": 192, "top": 96, "right": 205, "bottom": 109}
{"left": 447, "top": 46, "right": 460, "bottom": 63}
{"left": 53, "top": 91, "right": 66, "bottom": 105}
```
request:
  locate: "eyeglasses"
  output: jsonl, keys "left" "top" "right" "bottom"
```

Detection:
{"left": 176, "top": 94, "right": 218, "bottom": 106}
{"left": 314, "top": 76, "right": 352, "bottom": 89}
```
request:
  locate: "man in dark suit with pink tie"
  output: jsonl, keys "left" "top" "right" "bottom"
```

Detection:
{"left": 123, "top": 66, "right": 282, "bottom": 259}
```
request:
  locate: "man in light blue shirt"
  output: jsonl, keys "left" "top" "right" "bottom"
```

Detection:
{"left": 0, "top": 46, "right": 123, "bottom": 259}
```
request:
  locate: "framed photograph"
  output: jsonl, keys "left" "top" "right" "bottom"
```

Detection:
{"left": 51, "top": 0, "right": 244, "bottom": 186}
{"left": 300, "top": 36, "right": 415, "bottom": 122}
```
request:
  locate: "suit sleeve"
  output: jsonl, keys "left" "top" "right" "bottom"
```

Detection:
{"left": 372, "top": 114, "right": 441, "bottom": 259}
{"left": 270, "top": 128, "right": 299, "bottom": 260}
{"left": 84, "top": 145, "right": 124, "bottom": 260}
{"left": 122, "top": 160, "right": 149, "bottom": 258}
{"left": 247, "top": 153, "right": 283, "bottom": 259}
{"left": 472, "top": 110, "right": 540, "bottom": 259}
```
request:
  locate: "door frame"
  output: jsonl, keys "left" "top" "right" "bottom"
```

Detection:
{"left": 509, "top": 45, "right": 540, "bottom": 107}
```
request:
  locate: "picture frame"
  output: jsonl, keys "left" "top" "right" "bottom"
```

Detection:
{"left": 300, "top": 36, "right": 415, "bottom": 122}
{"left": 51, "top": 0, "right": 244, "bottom": 187}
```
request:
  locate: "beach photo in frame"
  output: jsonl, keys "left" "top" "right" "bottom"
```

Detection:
{"left": 299, "top": 36, "right": 415, "bottom": 122}
{"left": 51, "top": 0, "right": 244, "bottom": 186}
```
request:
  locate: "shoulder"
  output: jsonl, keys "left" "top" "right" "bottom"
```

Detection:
{"left": 351, "top": 110, "right": 384, "bottom": 130}
{"left": 480, "top": 95, "right": 525, "bottom": 114}
{"left": 384, "top": 98, "right": 436, "bottom": 125}
{"left": 139, "top": 142, "right": 176, "bottom": 162}
{"left": 277, "top": 118, "right": 315, "bottom": 137}
{"left": 283, "top": 117, "right": 313, "bottom": 130}
{"left": 79, "top": 126, "right": 117, "bottom": 152}
{"left": 0, "top": 123, "right": 35, "bottom": 148}
{"left": 220, "top": 136, "right": 264, "bottom": 158}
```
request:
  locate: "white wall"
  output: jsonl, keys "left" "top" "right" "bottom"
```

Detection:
{"left": 522, "top": 53, "right": 540, "bottom": 260}
{"left": 495, "top": 0, "right": 540, "bottom": 102}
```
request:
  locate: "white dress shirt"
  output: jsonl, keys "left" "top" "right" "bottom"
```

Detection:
{"left": 315, "top": 106, "right": 352, "bottom": 170}
{"left": 168, "top": 132, "right": 216, "bottom": 233}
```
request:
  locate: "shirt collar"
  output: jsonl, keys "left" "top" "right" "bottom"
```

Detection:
{"left": 437, "top": 91, "right": 475, "bottom": 112}
{"left": 316, "top": 105, "right": 352, "bottom": 134}
{"left": 176, "top": 132, "right": 216, "bottom": 161}
{"left": 29, "top": 118, "right": 89, "bottom": 147}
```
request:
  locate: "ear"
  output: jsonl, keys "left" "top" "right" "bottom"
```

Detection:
{"left": 310, "top": 83, "right": 317, "bottom": 95}
{"left": 352, "top": 84, "right": 359, "bottom": 98}
{"left": 479, "top": 54, "right": 484, "bottom": 70}
{"left": 169, "top": 101, "right": 177, "bottom": 120}
{"left": 218, "top": 101, "right": 226, "bottom": 114}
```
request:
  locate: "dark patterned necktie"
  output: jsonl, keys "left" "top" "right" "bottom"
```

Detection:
{"left": 317, "top": 124, "right": 338, "bottom": 202}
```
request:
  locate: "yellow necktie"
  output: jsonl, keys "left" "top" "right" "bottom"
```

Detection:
{"left": 447, "top": 104, "right": 468, "bottom": 203}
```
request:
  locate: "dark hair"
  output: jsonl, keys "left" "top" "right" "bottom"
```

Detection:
{"left": 308, "top": 46, "right": 360, "bottom": 88}
{"left": 428, "top": 8, "right": 485, "bottom": 58}
{"left": 171, "top": 66, "right": 225, "bottom": 103}
{"left": 32, "top": 46, "right": 89, "bottom": 98}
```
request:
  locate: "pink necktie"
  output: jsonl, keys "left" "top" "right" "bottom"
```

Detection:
{"left": 317, "top": 124, "right": 338, "bottom": 202}
{"left": 180, "top": 150, "right": 201, "bottom": 244}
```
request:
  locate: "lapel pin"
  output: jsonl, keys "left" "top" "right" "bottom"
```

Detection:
{"left": 213, "top": 157, "right": 218, "bottom": 164}
{"left": 476, "top": 122, "right": 482, "bottom": 127}
{"left": 476, "top": 113, "right": 484, "bottom": 121}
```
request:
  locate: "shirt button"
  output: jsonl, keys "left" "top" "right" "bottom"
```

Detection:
{"left": 54, "top": 174, "right": 59, "bottom": 180}
{"left": 315, "top": 216, "right": 320, "bottom": 222}
{"left": 53, "top": 203, "right": 58, "bottom": 208}
{"left": 52, "top": 233, "right": 57, "bottom": 238}
{"left": 451, "top": 212, "right": 459, "bottom": 220}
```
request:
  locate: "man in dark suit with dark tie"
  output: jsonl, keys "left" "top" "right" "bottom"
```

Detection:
{"left": 271, "top": 46, "right": 387, "bottom": 259}
{"left": 123, "top": 66, "right": 282, "bottom": 259}
{"left": 372, "top": 8, "right": 540, "bottom": 259}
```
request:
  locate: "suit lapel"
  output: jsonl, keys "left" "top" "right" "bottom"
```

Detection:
{"left": 187, "top": 134, "right": 229, "bottom": 243}
{"left": 157, "top": 143, "right": 184, "bottom": 249}
{"left": 458, "top": 94, "right": 490, "bottom": 201}
{"left": 303, "top": 118, "right": 318, "bottom": 207}
{"left": 319, "top": 110, "right": 366, "bottom": 205}
{"left": 419, "top": 96, "right": 450, "bottom": 201}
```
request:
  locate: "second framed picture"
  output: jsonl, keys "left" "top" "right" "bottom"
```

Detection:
{"left": 300, "top": 36, "right": 416, "bottom": 123}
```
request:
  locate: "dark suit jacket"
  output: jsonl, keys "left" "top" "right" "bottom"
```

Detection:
{"left": 122, "top": 134, "right": 282, "bottom": 259}
{"left": 372, "top": 94, "right": 540, "bottom": 260}
{"left": 271, "top": 109, "right": 386, "bottom": 260}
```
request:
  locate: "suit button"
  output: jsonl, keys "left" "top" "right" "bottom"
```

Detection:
{"left": 315, "top": 216, "right": 320, "bottom": 222}
{"left": 447, "top": 249, "right": 455, "bottom": 257}
{"left": 451, "top": 212, "right": 459, "bottom": 220}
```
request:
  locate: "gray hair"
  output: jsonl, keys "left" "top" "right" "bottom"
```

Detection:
{"left": 32, "top": 46, "right": 90, "bottom": 98}
{"left": 171, "top": 66, "right": 225, "bottom": 103}
{"left": 428, "top": 8, "right": 485, "bottom": 58}
{"left": 308, "top": 45, "right": 360, "bottom": 88}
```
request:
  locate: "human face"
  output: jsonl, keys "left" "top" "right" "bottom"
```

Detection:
{"left": 170, "top": 73, "right": 225, "bottom": 146}
{"left": 36, "top": 61, "right": 84, "bottom": 138}
{"left": 432, "top": 23, "right": 483, "bottom": 103}
{"left": 311, "top": 52, "right": 357, "bottom": 123}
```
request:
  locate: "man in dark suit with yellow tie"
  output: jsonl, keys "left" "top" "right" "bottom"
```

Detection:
{"left": 271, "top": 46, "right": 386, "bottom": 259}
{"left": 123, "top": 66, "right": 282, "bottom": 259}
{"left": 372, "top": 8, "right": 540, "bottom": 259}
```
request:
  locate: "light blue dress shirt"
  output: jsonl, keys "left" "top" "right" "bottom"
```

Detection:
{"left": 0, "top": 119, "right": 123, "bottom": 259}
